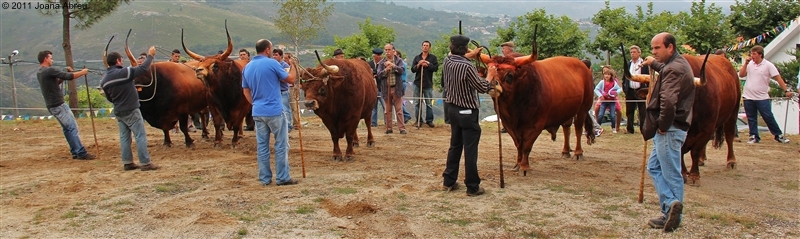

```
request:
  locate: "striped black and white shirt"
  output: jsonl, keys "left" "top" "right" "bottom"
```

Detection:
{"left": 443, "top": 54, "right": 492, "bottom": 109}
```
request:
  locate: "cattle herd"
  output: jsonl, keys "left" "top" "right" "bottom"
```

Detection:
{"left": 104, "top": 20, "right": 744, "bottom": 185}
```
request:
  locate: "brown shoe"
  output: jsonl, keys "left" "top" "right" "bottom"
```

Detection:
{"left": 75, "top": 153, "right": 96, "bottom": 160}
{"left": 466, "top": 187, "right": 485, "bottom": 197}
{"left": 276, "top": 179, "right": 299, "bottom": 186}
{"left": 123, "top": 163, "right": 140, "bottom": 171}
{"left": 140, "top": 163, "right": 160, "bottom": 171}
{"left": 648, "top": 216, "right": 666, "bottom": 229}
{"left": 443, "top": 182, "right": 459, "bottom": 192}
{"left": 426, "top": 122, "right": 435, "bottom": 128}
{"left": 664, "top": 201, "right": 683, "bottom": 232}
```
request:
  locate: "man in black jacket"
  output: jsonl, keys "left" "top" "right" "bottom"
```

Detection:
{"left": 411, "top": 40, "right": 439, "bottom": 127}
{"left": 101, "top": 46, "right": 160, "bottom": 171}
{"left": 623, "top": 45, "right": 650, "bottom": 134}
{"left": 641, "top": 32, "right": 695, "bottom": 233}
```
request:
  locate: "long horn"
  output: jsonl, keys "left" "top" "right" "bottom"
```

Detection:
{"left": 314, "top": 50, "right": 338, "bottom": 74}
{"left": 102, "top": 35, "right": 114, "bottom": 69}
{"left": 531, "top": 24, "right": 538, "bottom": 62}
{"left": 181, "top": 28, "right": 205, "bottom": 61}
{"left": 125, "top": 29, "right": 138, "bottom": 67}
{"left": 220, "top": 19, "right": 233, "bottom": 59}
{"left": 620, "top": 43, "right": 631, "bottom": 80}
{"left": 696, "top": 48, "right": 711, "bottom": 86}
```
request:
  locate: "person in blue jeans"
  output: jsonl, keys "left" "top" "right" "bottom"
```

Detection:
{"left": 641, "top": 32, "right": 696, "bottom": 232}
{"left": 594, "top": 68, "right": 622, "bottom": 133}
{"left": 738, "top": 45, "right": 792, "bottom": 144}
{"left": 368, "top": 48, "right": 386, "bottom": 127}
{"left": 243, "top": 39, "right": 299, "bottom": 186}
{"left": 273, "top": 48, "right": 293, "bottom": 132}
{"left": 101, "top": 46, "right": 159, "bottom": 171}
{"left": 36, "top": 50, "right": 95, "bottom": 160}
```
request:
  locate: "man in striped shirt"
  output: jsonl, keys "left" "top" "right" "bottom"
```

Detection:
{"left": 441, "top": 35, "right": 497, "bottom": 197}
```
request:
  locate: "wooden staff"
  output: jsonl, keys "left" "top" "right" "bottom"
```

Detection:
{"left": 416, "top": 66, "right": 424, "bottom": 129}
{"left": 290, "top": 56, "right": 307, "bottom": 178}
{"left": 493, "top": 93, "right": 505, "bottom": 188}
{"left": 83, "top": 67, "right": 100, "bottom": 156}
{"left": 638, "top": 69, "right": 656, "bottom": 203}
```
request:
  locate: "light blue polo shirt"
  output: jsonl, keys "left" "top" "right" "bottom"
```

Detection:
{"left": 242, "top": 55, "right": 289, "bottom": 117}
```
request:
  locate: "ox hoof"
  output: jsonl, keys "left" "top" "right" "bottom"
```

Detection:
{"left": 688, "top": 178, "right": 700, "bottom": 187}
{"left": 230, "top": 143, "right": 238, "bottom": 149}
{"left": 561, "top": 152, "right": 571, "bottom": 158}
{"left": 333, "top": 155, "right": 342, "bottom": 162}
{"left": 353, "top": 142, "right": 360, "bottom": 148}
{"left": 163, "top": 142, "right": 173, "bottom": 148}
{"left": 367, "top": 141, "right": 375, "bottom": 148}
{"left": 682, "top": 175, "right": 689, "bottom": 184}
{"left": 727, "top": 162, "right": 736, "bottom": 169}
{"left": 512, "top": 164, "right": 519, "bottom": 172}
{"left": 698, "top": 161, "right": 705, "bottom": 167}
{"left": 574, "top": 154, "right": 584, "bottom": 160}
{"left": 345, "top": 156, "right": 354, "bottom": 162}
{"left": 213, "top": 142, "right": 223, "bottom": 148}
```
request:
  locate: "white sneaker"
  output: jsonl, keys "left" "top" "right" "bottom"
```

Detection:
{"left": 775, "top": 135, "right": 790, "bottom": 143}
{"left": 612, "top": 129, "right": 617, "bottom": 134}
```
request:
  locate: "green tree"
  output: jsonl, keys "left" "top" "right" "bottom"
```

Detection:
{"left": 326, "top": 18, "right": 396, "bottom": 59}
{"left": 63, "top": 85, "right": 112, "bottom": 113}
{"left": 38, "top": 0, "right": 132, "bottom": 116}
{"left": 728, "top": 0, "right": 800, "bottom": 46}
{"left": 490, "top": 9, "right": 590, "bottom": 59}
{"left": 429, "top": 28, "right": 460, "bottom": 91}
{"left": 681, "top": 0, "right": 735, "bottom": 53}
{"left": 273, "top": 0, "right": 335, "bottom": 54}
{"left": 772, "top": 49, "right": 800, "bottom": 97}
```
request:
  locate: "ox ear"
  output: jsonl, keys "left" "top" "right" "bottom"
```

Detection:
{"left": 513, "top": 55, "right": 536, "bottom": 66}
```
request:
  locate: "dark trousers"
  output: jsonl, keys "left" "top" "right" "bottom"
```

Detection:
{"left": 626, "top": 100, "right": 645, "bottom": 133}
{"left": 442, "top": 103, "right": 481, "bottom": 193}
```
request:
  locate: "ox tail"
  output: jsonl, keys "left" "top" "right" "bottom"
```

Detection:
{"left": 584, "top": 114, "right": 596, "bottom": 145}
{"left": 712, "top": 125, "right": 724, "bottom": 149}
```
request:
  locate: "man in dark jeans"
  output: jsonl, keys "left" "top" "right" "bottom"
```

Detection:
{"left": 623, "top": 45, "right": 650, "bottom": 134}
{"left": 411, "top": 40, "right": 439, "bottom": 127}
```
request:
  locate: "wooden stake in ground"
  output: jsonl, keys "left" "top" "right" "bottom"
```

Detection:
{"left": 639, "top": 69, "right": 657, "bottom": 203}
{"left": 490, "top": 78, "right": 505, "bottom": 188}
{"left": 416, "top": 67, "right": 424, "bottom": 129}
{"left": 83, "top": 67, "right": 100, "bottom": 156}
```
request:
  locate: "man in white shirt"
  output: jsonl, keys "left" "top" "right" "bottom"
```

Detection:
{"left": 623, "top": 45, "right": 650, "bottom": 134}
{"left": 738, "top": 45, "right": 792, "bottom": 144}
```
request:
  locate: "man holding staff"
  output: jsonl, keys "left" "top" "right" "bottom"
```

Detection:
{"left": 641, "top": 32, "right": 695, "bottom": 232}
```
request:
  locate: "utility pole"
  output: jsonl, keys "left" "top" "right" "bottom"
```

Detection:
{"left": 2, "top": 50, "right": 20, "bottom": 118}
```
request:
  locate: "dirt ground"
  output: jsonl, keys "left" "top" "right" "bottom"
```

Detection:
{"left": 1, "top": 116, "right": 798, "bottom": 238}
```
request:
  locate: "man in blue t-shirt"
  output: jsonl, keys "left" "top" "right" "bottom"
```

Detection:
{"left": 242, "top": 39, "right": 299, "bottom": 186}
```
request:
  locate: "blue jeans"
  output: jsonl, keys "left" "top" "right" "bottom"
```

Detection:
{"left": 598, "top": 101, "right": 616, "bottom": 129}
{"left": 414, "top": 85, "right": 434, "bottom": 124}
{"left": 48, "top": 103, "right": 89, "bottom": 158}
{"left": 744, "top": 99, "right": 783, "bottom": 140}
{"left": 281, "top": 90, "right": 293, "bottom": 131}
{"left": 648, "top": 125, "right": 687, "bottom": 217}
{"left": 114, "top": 109, "right": 151, "bottom": 165}
{"left": 402, "top": 101, "right": 411, "bottom": 122}
{"left": 371, "top": 96, "right": 385, "bottom": 127}
{"left": 254, "top": 114, "right": 292, "bottom": 185}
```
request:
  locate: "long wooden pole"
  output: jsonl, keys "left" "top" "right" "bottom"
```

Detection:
{"left": 291, "top": 57, "right": 306, "bottom": 178}
{"left": 416, "top": 66, "right": 424, "bottom": 129}
{"left": 639, "top": 69, "right": 656, "bottom": 203}
{"left": 83, "top": 67, "right": 100, "bottom": 156}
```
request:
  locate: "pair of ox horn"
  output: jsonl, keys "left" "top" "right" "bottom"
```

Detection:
{"left": 181, "top": 19, "right": 233, "bottom": 62}
{"left": 474, "top": 25, "right": 539, "bottom": 67}
{"left": 103, "top": 29, "right": 147, "bottom": 69}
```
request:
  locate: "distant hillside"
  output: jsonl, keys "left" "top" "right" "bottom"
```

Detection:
{"left": 0, "top": 0, "right": 500, "bottom": 111}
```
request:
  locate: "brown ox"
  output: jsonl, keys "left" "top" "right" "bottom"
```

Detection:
{"left": 181, "top": 20, "right": 251, "bottom": 148}
{"left": 110, "top": 30, "right": 210, "bottom": 147}
{"left": 301, "top": 53, "right": 378, "bottom": 161}
{"left": 474, "top": 44, "right": 595, "bottom": 175}
{"left": 625, "top": 50, "right": 740, "bottom": 186}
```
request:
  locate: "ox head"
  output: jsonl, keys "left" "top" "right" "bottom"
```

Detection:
{"left": 301, "top": 50, "right": 342, "bottom": 110}
{"left": 473, "top": 25, "right": 539, "bottom": 92}
{"left": 181, "top": 19, "right": 234, "bottom": 81}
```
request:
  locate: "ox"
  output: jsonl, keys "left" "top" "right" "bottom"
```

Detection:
{"left": 300, "top": 53, "right": 378, "bottom": 161}
{"left": 111, "top": 30, "right": 210, "bottom": 147}
{"left": 624, "top": 47, "right": 740, "bottom": 186}
{"left": 181, "top": 20, "right": 251, "bottom": 148}
{"left": 473, "top": 41, "right": 596, "bottom": 175}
